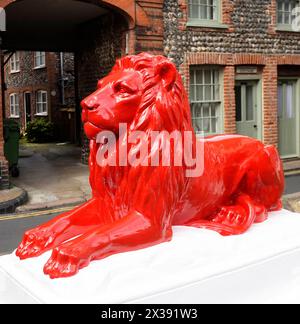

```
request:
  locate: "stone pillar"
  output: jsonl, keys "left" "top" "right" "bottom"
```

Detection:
{"left": 0, "top": 50, "right": 9, "bottom": 189}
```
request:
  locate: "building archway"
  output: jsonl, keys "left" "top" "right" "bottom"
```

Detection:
{"left": 0, "top": 0, "right": 162, "bottom": 189}
{"left": 0, "top": 0, "right": 133, "bottom": 145}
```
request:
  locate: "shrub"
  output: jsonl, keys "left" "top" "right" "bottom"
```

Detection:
{"left": 26, "top": 118, "right": 55, "bottom": 143}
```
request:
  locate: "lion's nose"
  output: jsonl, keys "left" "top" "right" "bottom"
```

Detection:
{"left": 81, "top": 97, "right": 99, "bottom": 111}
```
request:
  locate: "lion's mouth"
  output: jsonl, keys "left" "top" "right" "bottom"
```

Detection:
{"left": 84, "top": 121, "right": 102, "bottom": 139}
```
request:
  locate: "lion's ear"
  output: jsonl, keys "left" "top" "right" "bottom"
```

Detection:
{"left": 156, "top": 61, "right": 176, "bottom": 91}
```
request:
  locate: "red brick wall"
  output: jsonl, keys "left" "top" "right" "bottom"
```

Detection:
{"left": 136, "top": 0, "right": 164, "bottom": 54}
{"left": 0, "top": 159, "right": 9, "bottom": 189}
{"left": 222, "top": 0, "right": 234, "bottom": 29}
{"left": 0, "top": 0, "right": 11, "bottom": 187}
{"left": 267, "top": 0, "right": 277, "bottom": 35}
{"left": 46, "top": 52, "right": 59, "bottom": 124}
{"left": 0, "top": 126, "right": 3, "bottom": 158}
{"left": 0, "top": 86, "right": 3, "bottom": 158}
{"left": 0, "top": 113, "right": 4, "bottom": 159}
{"left": 262, "top": 57, "right": 278, "bottom": 146}
{"left": 223, "top": 65, "right": 236, "bottom": 134}
{"left": 0, "top": 51, "right": 9, "bottom": 189}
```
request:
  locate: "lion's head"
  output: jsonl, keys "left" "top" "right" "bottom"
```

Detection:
{"left": 81, "top": 53, "right": 193, "bottom": 139}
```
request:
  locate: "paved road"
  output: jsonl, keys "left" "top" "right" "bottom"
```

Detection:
{"left": 0, "top": 174, "right": 299, "bottom": 256}
{"left": 0, "top": 213, "right": 57, "bottom": 256}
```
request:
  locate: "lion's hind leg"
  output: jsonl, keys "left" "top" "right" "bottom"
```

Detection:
{"left": 187, "top": 144, "right": 284, "bottom": 236}
{"left": 187, "top": 194, "right": 264, "bottom": 236}
{"left": 236, "top": 144, "right": 284, "bottom": 213}
{"left": 262, "top": 145, "right": 284, "bottom": 212}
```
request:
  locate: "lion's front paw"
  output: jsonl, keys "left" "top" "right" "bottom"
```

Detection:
{"left": 16, "top": 227, "right": 56, "bottom": 259}
{"left": 43, "top": 244, "right": 90, "bottom": 279}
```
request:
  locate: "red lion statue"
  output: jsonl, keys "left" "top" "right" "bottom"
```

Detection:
{"left": 16, "top": 53, "right": 284, "bottom": 279}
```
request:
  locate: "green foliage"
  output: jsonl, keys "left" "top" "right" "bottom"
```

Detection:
{"left": 26, "top": 118, "right": 55, "bottom": 143}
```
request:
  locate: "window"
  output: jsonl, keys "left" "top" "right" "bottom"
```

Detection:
{"left": 34, "top": 51, "right": 46, "bottom": 68}
{"left": 190, "top": 67, "right": 222, "bottom": 135}
{"left": 36, "top": 90, "right": 48, "bottom": 115}
{"left": 10, "top": 93, "right": 20, "bottom": 117}
{"left": 10, "top": 52, "right": 20, "bottom": 73}
{"left": 188, "top": 0, "right": 220, "bottom": 22}
{"left": 277, "top": 0, "right": 300, "bottom": 27}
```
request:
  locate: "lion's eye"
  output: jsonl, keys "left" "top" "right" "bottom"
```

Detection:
{"left": 114, "top": 82, "right": 133, "bottom": 95}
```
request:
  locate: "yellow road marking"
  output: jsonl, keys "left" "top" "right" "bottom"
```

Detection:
{"left": 0, "top": 206, "right": 73, "bottom": 222}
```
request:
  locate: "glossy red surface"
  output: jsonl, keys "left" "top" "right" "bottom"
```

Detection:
{"left": 16, "top": 53, "right": 284, "bottom": 279}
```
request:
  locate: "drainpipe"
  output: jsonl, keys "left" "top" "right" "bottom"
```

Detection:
{"left": 60, "top": 52, "right": 65, "bottom": 106}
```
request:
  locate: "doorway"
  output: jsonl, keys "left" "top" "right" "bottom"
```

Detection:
{"left": 278, "top": 79, "right": 300, "bottom": 158}
{"left": 24, "top": 92, "right": 31, "bottom": 127}
{"left": 235, "top": 80, "right": 262, "bottom": 140}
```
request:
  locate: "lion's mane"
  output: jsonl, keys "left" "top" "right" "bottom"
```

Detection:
{"left": 111, "top": 53, "right": 193, "bottom": 134}
{"left": 91, "top": 53, "right": 195, "bottom": 225}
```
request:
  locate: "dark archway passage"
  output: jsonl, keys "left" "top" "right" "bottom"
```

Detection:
{"left": 0, "top": 0, "right": 130, "bottom": 149}
{"left": 0, "top": 0, "right": 162, "bottom": 189}
{"left": 1, "top": 0, "right": 127, "bottom": 51}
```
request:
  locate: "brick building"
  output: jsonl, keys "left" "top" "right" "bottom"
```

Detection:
{"left": 4, "top": 51, "right": 76, "bottom": 141}
{"left": 1, "top": 0, "right": 300, "bottom": 190}
{"left": 164, "top": 0, "right": 300, "bottom": 158}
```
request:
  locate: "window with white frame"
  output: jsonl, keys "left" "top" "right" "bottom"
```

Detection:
{"left": 190, "top": 67, "right": 222, "bottom": 135}
{"left": 36, "top": 90, "right": 48, "bottom": 115}
{"left": 34, "top": 51, "right": 46, "bottom": 68}
{"left": 188, "top": 0, "right": 220, "bottom": 22}
{"left": 10, "top": 52, "right": 20, "bottom": 73}
{"left": 10, "top": 93, "right": 20, "bottom": 117}
{"left": 277, "top": 0, "right": 300, "bottom": 26}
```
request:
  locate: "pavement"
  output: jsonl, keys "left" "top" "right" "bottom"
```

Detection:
{"left": 11, "top": 142, "right": 91, "bottom": 212}
{"left": 283, "top": 159, "right": 300, "bottom": 175}
{"left": 0, "top": 186, "right": 28, "bottom": 214}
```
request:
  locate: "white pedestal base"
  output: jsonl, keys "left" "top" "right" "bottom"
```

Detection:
{"left": 1, "top": 210, "right": 300, "bottom": 304}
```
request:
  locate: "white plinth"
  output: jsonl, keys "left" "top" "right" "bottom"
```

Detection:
{"left": 1, "top": 209, "right": 300, "bottom": 304}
